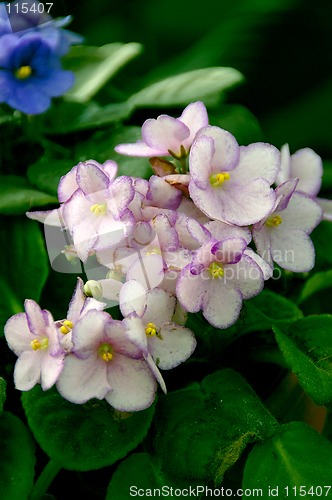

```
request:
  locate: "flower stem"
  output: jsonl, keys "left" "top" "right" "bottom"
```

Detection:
{"left": 30, "top": 459, "right": 62, "bottom": 500}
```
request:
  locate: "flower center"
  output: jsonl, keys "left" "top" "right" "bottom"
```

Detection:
{"left": 209, "top": 172, "right": 230, "bottom": 188}
{"left": 15, "top": 65, "right": 32, "bottom": 80}
{"left": 30, "top": 337, "right": 48, "bottom": 350}
{"left": 90, "top": 203, "right": 107, "bottom": 216}
{"left": 60, "top": 319, "right": 74, "bottom": 335}
{"left": 208, "top": 261, "right": 224, "bottom": 278}
{"left": 266, "top": 215, "right": 283, "bottom": 227}
{"left": 98, "top": 343, "right": 114, "bottom": 362}
{"left": 145, "top": 322, "right": 157, "bottom": 336}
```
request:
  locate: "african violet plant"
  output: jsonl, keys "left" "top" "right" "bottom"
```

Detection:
{"left": 1, "top": 1, "right": 332, "bottom": 499}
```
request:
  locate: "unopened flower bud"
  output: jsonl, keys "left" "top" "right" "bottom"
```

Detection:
{"left": 83, "top": 280, "right": 103, "bottom": 300}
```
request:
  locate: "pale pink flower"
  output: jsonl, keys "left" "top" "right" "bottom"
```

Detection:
{"left": 4, "top": 300, "right": 65, "bottom": 391}
{"left": 58, "top": 159, "right": 118, "bottom": 203}
{"left": 188, "top": 126, "right": 279, "bottom": 226}
{"left": 115, "top": 101, "right": 208, "bottom": 158}
{"left": 56, "top": 310, "right": 157, "bottom": 411}
{"left": 63, "top": 171, "right": 134, "bottom": 262}
{"left": 277, "top": 143, "right": 332, "bottom": 222}
{"left": 176, "top": 224, "right": 265, "bottom": 329}
{"left": 56, "top": 277, "right": 106, "bottom": 350}
{"left": 120, "top": 281, "right": 196, "bottom": 373}
{"left": 253, "top": 180, "right": 323, "bottom": 272}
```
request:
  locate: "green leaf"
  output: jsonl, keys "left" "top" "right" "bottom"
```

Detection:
{"left": 186, "top": 291, "right": 303, "bottom": 357}
{"left": 153, "top": 369, "right": 278, "bottom": 484}
{"left": 44, "top": 100, "right": 132, "bottom": 134}
{"left": 0, "top": 378, "right": 6, "bottom": 413}
{"left": 322, "top": 161, "right": 332, "bottom": 191}
{"left": 274, "top": 315, "right": 332, "bottom": 407}
{"left": 298, "top": 270, "right": 332, "bottom": 303}
{"left": 298, "top": 270, "right": 332, "bottom": 315}
{"left": 63, "top": 43, "right": 142, "bottom": 103}
{"left": 129, "top": 67, "right": 243, "bottom": 108}
{"left": 0, "top": 412, "right": 35, "bottom": 499}
{"left": 106, "top": 453, "right": 163, "bottom": 498}
{"left": 27, "top": 159, "right": 72, "bottom": 197}
{"left": 21, "top": 385, "right": 156, "bottom": 471}
{"left": 311, "top": 221, "right": 332, "bottom": 272}
{"left": 209, "top": 105, "right": 263, "bottom": 144}
{"left": 0, "top": 216, "right": 49, "bottom": 336}
{"left": 75, "top": 127, "right": 152, "bottom": 179}
{"left": 0, "top": 109, "right": 17, "bottom": 126}
{"left": 0, "top": 176, "right": 57, "bottom": 215}
{"left": 243, "top": 422, "right": 332, "bottom": 494}
{"left": 106, "top": 453, "right": 203, "bottom": 499}
{"left": 242, "top": 290, "right": 303, "bottom": 333}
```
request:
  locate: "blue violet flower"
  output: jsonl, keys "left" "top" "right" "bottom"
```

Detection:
{"left": 0, "top": 33, "right": 75, "bottom": 114}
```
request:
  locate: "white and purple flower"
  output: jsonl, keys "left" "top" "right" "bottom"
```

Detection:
{"left": 188, "top": 126, "right": 280, "bottom": 226}
{"left": 115, "top": 101, "right": 208, "bottom": 159}
{"left": 253, "top": 180, "right": 323, "bottom": 272}
{"left": 277, "top": 143, "right": 332, "bottom": 222}
{"left": 176, "top": 221, "right": 266, "bottom": 329}
{"left": 120, "top": 280, "right": 196, "bottom": 372}
{"left": 56, "top": 309, "right": 157, "bottom": 411}
{"left": 4, "top": 300, "right": 65, "bottom": 391}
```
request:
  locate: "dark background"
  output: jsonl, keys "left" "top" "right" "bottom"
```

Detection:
{"left": 51, "top": 0, "right": 332, "bottom": 159}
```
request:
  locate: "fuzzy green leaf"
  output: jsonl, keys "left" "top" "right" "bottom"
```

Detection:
{"left": 298, "top": 270, "right": 332, "bottom": 315}
{"left": 274, "top": 315, "right": 332, "bottom": 407}
{"left": 0, "top": 412, "right": 35, "bottom": 499}
{"left": 63, "top": 43, "right": 142, "bottom": 102}
{"left": 75, "top": 126, "right": 152, "bottom": 179}
{"left": 242, "top": 290, "right": 303, "bottom": 332}
{"left": 22, "top": 386, "right": 156, "bottom": 471}
{"left": 129, "top": 67, "right": 243, "bottom": 108}
{"left": 187, "top": 290, "right": 303, "bottom": 354}
{"left": 44, "top": 100, "right": 132, "bottom": 134}
{"left": 0, "top": 176, "right": 57, "bottom": 215}
{"left": 27, "top": 159, "right": 72, "bottom": 198}
{"left": 0, "top": 216, "right": 49, "bottom": 336}
{"left": 153, "top": 369, "right": 278, "bottom": 484}
{"left": 106, "top": 453, "right": 203, "bottom": 499}
{"left": 243, "top": 422, "right": 332, "bottom": 494}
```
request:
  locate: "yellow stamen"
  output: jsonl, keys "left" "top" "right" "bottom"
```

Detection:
{"left": 145, "top": 322, "right": 157, "bottom": 336}
{"left": 90, "top": 203, "right": 107, "bottom": 216}
{"left": 15, "top": 65, "right": 32, "bottom": 79}
{"left": 60, "top": 319, "right": 74, "bottom": 335}
{"left": 209, "top": 172, "right": 230, "bottom": 188}
{"left": 266, "top": 215, "right": 283, "bottom": 227}
{"left": 30, "top": 337, "right": 48, "bottom": 350}
{"left": 146, "top": 247, "right": 162, "bottom": 256}
{"left": 208, "top": 261, "right": 224, "bottom": 279}
{"left": 98, "top": 343, "right": 114, "bottom": 362}
{"left": 102, "top": 352, "right": 113, "bottom": 362}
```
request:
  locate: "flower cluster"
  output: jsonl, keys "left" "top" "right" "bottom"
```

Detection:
{"left": 5, "top": 101, "right": 330, "bottom": 411}
{"left": 0, "top": 1, "right": 82, "bottom": 114}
